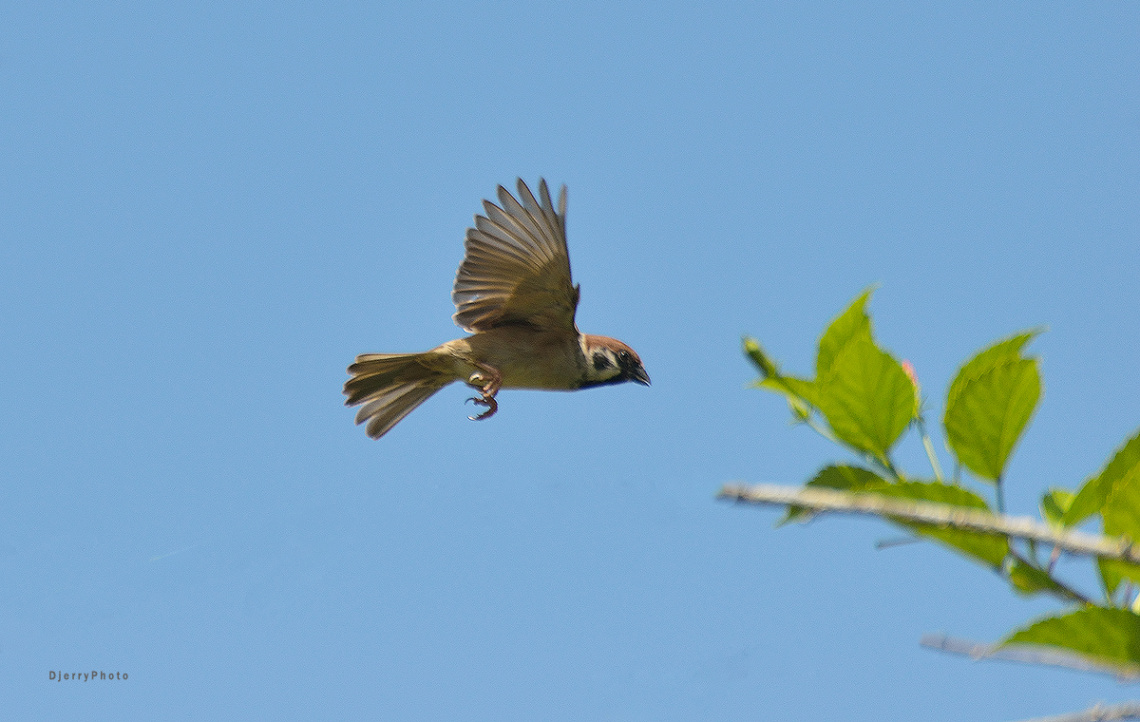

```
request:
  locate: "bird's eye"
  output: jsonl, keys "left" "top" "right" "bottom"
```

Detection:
{"left": 618, "top": 351, "right": 630, "bottom": 363}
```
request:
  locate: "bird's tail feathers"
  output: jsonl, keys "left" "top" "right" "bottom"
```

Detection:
{"left": 344, "top": 353, "right": 454, "bottom": 439}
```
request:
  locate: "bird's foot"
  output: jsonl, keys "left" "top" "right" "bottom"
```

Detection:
{"left": 466, "top": 393, "right": 499, "bottom": 421}
{"left": 465, "top": 364, "right": 502, "bottom": 421}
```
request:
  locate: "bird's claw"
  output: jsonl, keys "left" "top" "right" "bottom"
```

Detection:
{"left": 465, "top": 364, "right": 501, "bottom": 421}
{"left": 466, "top": 394, "right": 498, "bottom": 421}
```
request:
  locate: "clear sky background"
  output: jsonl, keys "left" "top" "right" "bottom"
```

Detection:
{"left": 3, "top": 2, "right": 1139, "bottom": 720}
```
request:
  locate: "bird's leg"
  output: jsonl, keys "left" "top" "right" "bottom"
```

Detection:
{"left": 466, "top": 363, "right": 502, "bottom": 421}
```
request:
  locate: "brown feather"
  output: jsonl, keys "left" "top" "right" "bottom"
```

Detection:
{"left": 582, "top": 334, "right": 644, "bottom": 365}
{"left": 452, "top": 178, "right": 579, "bottom": 333}
{"left": 343, "top": 353, "right": 455, "bottom": 438}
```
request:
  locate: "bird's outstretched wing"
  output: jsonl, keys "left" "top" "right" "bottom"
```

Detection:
{"left": 452, "top": 178, "right": 579, "bottom": 333}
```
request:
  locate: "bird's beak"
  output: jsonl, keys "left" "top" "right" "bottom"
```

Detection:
{"left": 630, "top": 366, "right": 651, "bottom": 386}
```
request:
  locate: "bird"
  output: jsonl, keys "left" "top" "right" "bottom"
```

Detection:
{"left": 344, "top": 178, "right": 650, "bottom": 439}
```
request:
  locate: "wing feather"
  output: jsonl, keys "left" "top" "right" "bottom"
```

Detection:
{"left": 452, "top": 178, "right": 579, "bottom": 333}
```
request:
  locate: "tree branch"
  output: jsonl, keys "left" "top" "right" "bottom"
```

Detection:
{"left": 717, "top": 483, "right": 1140, "bottom": 566}
{"left": 920, "top": 634, "right": 1140, "bottom": 682}
{"left": 1011, "top": 702, "right": 1140, "bottom": 722}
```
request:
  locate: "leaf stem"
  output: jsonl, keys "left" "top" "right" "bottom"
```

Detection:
{"left": 916, "top": 417, "right": 944, "bottom": 481}
{"left": 803, "top": 414, "right": 838, "bottom": 444}
{"left": 1005, "top": 549, "right": 1094, "bottom": 605}
{"left": 880, "top": 455, "right": 902, "bottom": 482}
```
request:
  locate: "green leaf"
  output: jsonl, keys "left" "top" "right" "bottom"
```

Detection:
{"left": 756, "top": 375, "right": 819, "bottom": 408}
{"left": 871, "top": 480, "right": 1008, "bottom": 568}
{"left": 943, "top": 357, "right": 1041, "bottom": 482}
{"left": 1002, "top": 607, "right": 1140, "bottom": 674}
{"left": 781, "top": 465, "right": 885, "bottom": 524}
{"left": 1098, "top": 558, "right": 1140, "bottom": 598}
{"left": 1007, "top": 559, "right": 1069, "bottom": 598}
{"left": 808, "top": 464, "right": 886, "bottom": 491}
{"left": 1066, "top": 431, "right": 1140, "bottom": 598}
{"left": 816, "top": 288, "right": 875, "bottom": 378}
{"left": 945, "top": 330, "right": 1041, "bottom": 410}
{"left": 942, "top": 331, "right": 1041, "bottom": 482}
{"left": 1099, "top": 557, "right": 1124, "bottom": 597}
{"left": 1040, "top": 488, "right": 1075, "bottom": 526}
{"left": 1065, "top": 428, "right": 1140, "bottom": 527}
{"left": 817, "top": 337, "right": 916, "bottom": 461}
{"left": 1104, "top": 463, "right": 1140, "bottom": 541}
{"left": 1067, "top": 475, "right": 1111, "bottom": 529}
{"left": 1102, "top": 462, "right": 1140, "bottom": 596}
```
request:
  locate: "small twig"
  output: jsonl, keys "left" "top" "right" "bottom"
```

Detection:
{"left": 1011, "top": 702, "right": 1140, "bottom": 722}
{"left": 875, "top": 536, "right": 922, "bottom": 550}
{"left": 920, "top": 635, "right": 1140, "bottom": 683}
{"left": 717, "top": 483, "right": 1140, "bottom": 566}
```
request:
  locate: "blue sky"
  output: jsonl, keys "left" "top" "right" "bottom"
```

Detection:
{"left": 3, "top": 2, "right": 1138, "bottom": 719}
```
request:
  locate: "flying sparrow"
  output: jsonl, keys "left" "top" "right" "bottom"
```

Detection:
{"left": 344, "top": 178, "right": 650, "bottom": 439}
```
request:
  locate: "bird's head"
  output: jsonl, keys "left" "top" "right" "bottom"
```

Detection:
{"left": 580, "top": 334, "right": 651, "bottom": 388}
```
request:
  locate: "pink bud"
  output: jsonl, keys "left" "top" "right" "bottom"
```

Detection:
{"left": 901, "top": 360, "right": 919, "bottom": 391}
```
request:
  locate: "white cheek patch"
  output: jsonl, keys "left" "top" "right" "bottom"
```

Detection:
{"left": 590, "top": 352, "right": 622, "bottom": 381}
